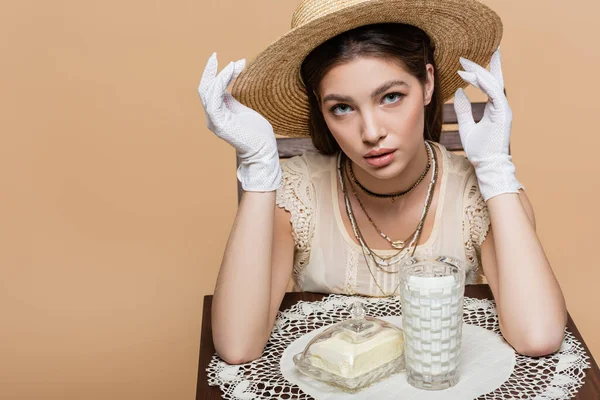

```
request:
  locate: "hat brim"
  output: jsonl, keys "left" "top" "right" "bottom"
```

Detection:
{"left": 232, "top": 0, "right": 502, "bottom": 138}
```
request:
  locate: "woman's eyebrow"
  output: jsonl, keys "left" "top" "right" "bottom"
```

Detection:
{"left": 372, "top": 80, "right": 409, "bottom": 98}
{"left": 321, "top": 80, "right": 409, "bottom": 104}
{"left": 322, "top": 93, "right": 353, "bottom": 103}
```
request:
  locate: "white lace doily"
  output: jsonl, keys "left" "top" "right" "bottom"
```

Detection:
{"left": 207, "top": 295, "right": 591, "bottom": 400}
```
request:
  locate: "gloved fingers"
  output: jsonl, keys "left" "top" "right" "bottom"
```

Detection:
{"left": 223, "top": 92, "right": 246, "bottom": 114}
{"left": 198, "top": 52, "right": 218, "bottom": 106}
{"left": 233, "top": 58, "right": 246, "bottom": 77}
{"left": 453, "top": 88, "right": 476, "bottom": 134}
{"left": 458, "top": 61, "right": 506, "bottom": 118}
{"left": 224, "top": 92, "right": 247, "bottom": 114}
{"left": 457, "top": 70, "right": 480, "bottom": 90}
{"left": 205, "top": 61, "right": 236, "bottom": 114}
{"left": 489, "top": 48, "right": 505, "bottom": 91}
{"left": 222, "top": 59, "right": 248, "bottom": 114}
{"left": 471, "top": 73, "right": 508, "bottom": 118}
{"left": 459, "top": 57, "right": 502, "bottom": 93}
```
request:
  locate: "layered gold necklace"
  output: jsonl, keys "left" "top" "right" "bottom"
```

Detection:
{"left": 349, "top": 143, "right": 433, "bottom": 250}
{"left": 337, "top": 141, "right": 438, "bottom": 296}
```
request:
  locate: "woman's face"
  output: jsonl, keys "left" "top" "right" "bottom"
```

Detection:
{"left": 319, "top": 56, "right": 434, "bottom": 180}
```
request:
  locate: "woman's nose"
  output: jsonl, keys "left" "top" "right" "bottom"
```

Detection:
{"left": 360, "top": 113, "right": 387, "bottom": 144}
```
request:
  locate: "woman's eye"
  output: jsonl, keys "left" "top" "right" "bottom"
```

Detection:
{"left": 331, "top": 104, "right": 353, "bottom": 115}
{"left": 382, "top": 93, "right": 404, "bottom": 104}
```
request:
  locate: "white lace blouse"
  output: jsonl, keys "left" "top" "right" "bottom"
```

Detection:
{"left": 275, "top": 142, "right": 491, "bottom": 297}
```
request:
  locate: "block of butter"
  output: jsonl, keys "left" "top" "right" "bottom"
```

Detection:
{"left": 309, "top": 327, "right": 404, "bottom": 378}
{"left": 293, "top": 301, "right": 405, "bottom": 392}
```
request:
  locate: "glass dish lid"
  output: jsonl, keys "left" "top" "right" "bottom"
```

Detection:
{"left": 293, "top": 301, "right": 405, "bottom": 392}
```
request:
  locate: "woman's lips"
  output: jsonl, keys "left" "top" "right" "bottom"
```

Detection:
{"left": 364, "top": 150, "right": 396, "bottom": 167}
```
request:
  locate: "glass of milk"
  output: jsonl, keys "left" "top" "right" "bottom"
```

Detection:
{"left": 399, "top": 255, "right": 465, "bottom": 390}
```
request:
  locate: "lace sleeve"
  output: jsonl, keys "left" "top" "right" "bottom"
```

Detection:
{"left": 275, "top": 156, "right": 315, "bottom": 289}
{"left": 462, "top": 170, "right": 491, "bottom": 284}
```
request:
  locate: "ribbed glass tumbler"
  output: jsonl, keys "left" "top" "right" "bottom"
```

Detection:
{"left": 399, "top": 255, "right": 465, "bottom": 390}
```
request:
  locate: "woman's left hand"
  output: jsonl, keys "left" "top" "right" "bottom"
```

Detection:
{"left": 453, "top": 48, "right": 522, "bottom": 201}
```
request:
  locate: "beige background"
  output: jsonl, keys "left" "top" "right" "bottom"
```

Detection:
{"left": 2, "top": 0, "right": 599, "bottom": 399}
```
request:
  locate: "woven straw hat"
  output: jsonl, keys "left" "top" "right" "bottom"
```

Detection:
{"left": 231, "top": 0, "right": 502, "bottom": 138}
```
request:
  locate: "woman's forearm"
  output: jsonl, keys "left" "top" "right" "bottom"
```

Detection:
{"left": 486, "top": 192, "right": 567, "bottom": 355}
{"left": 211, "top": 191, "right": 276, "bottom": 364}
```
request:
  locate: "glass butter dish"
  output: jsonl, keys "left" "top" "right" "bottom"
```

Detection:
{"left": 293, "top": 301, "right": 405, "bottom": 393}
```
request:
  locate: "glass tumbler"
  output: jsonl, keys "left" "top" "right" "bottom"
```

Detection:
{"left": 399, "top": 255, "right": 465, "bottom": 390}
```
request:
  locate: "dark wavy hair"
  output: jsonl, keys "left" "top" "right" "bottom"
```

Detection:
{"left": 300, "top": 23, "right": 443, "bottom": 155}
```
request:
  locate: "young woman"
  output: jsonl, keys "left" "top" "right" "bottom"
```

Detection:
{"left": 198, "top": 0, "right": 567, "bottom": 365}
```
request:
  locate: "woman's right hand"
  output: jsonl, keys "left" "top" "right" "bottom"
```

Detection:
{"left": 198, "top": 53, "right": 281, "bottom": 192}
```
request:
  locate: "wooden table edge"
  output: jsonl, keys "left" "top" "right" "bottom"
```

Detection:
{"left": 196, "top": 296, "right": 215, "bottom": 399}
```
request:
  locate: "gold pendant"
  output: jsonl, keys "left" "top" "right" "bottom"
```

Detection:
{"left": 391, "top": 240, "right": 405, "bottom": 249}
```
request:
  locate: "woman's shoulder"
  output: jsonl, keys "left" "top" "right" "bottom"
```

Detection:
{"left": 277, "top": 151, "right": 335, "bottom": 205}
{"left": 434, "top": 142, "right": 475, "bottom": 178}
{"left": 280, "top": 151, "right": 336, "bottom": 176}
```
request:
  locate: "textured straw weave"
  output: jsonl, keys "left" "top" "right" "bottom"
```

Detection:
{"left": 231, "top": 0, "right": 502, "bottom": 138}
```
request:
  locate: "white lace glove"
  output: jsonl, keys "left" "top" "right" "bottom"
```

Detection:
{"left": 453, "top": 48, "right": 522, "bottom": 201}
{"left": 198, "top": 53, "right": 281, "bottom": 192}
